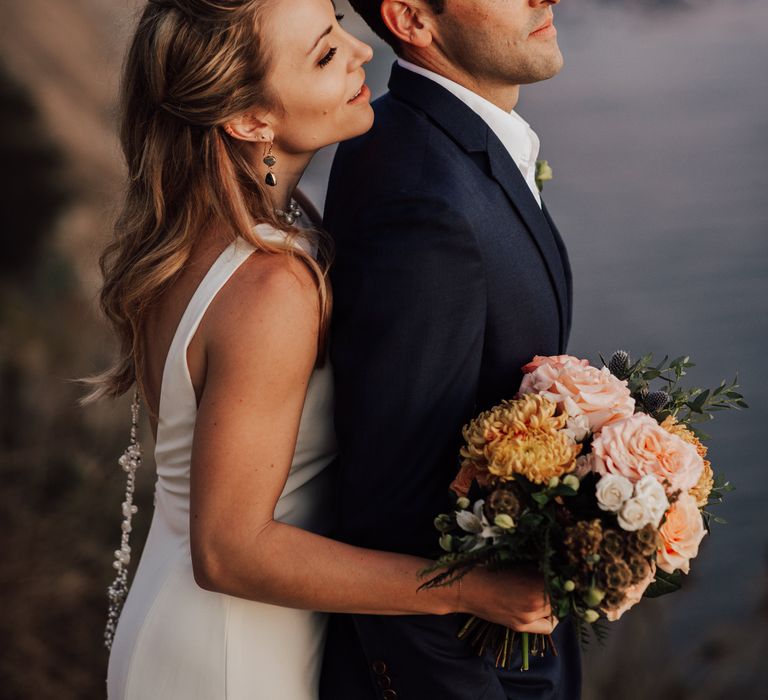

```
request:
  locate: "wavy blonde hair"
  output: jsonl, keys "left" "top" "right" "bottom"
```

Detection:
{"left": 84, "top": 0, "right": 333, "bottom": 403}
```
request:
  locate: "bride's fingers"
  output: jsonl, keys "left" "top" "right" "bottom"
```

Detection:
{"left": 515, "top": 615, "right": 558, "bottom": 635}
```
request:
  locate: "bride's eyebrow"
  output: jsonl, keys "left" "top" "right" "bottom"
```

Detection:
{"left": 308, "top": 25, "right": 333, "bottom": 55}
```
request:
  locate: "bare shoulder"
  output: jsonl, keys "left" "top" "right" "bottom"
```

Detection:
{"left": 202, "top": 249, "right": 320, "bottom": 364}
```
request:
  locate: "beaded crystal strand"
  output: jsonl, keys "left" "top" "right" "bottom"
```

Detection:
{"left": 104, "top": 390, "right": 142, "bottom": 650}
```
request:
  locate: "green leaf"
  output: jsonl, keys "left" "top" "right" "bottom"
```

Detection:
{"left": 551, "top": 485, "right": 578, "bottom": 497}
{"left": 644, "top": 569, "right": 683, "bottom": 598}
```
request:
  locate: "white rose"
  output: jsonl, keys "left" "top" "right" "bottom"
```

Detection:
{"left": 618, "top": 497, "right": 653, "bottom": 532}
{"left": 596, "top": 474, "right": 634, "bottom": 513}
{"left": 633, "top": 475, "right": 670, "bottom": 525}
{"left": 563, "top": 414, "right": 591, "bottom": 443}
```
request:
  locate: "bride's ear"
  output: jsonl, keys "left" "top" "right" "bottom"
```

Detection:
{"left": 381, "top": 0, "right": 434, "bottom": 50}
{"left": 223, "top": 112, "right": 274, "bottom": 144}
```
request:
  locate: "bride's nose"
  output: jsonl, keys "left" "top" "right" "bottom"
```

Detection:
{"left": 349, "top": 36, "right": 374, "bottom": 68}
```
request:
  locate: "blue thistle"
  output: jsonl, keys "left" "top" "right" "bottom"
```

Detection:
{"left": 645, "top": 391, "right": 671, "bottom": 414}
{"left": 608, "top": 350, "right": 630, "bottom": 378}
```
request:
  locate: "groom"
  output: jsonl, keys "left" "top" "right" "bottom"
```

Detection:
{"left": 321, "top": 0, "right": 579, "bottom": 698}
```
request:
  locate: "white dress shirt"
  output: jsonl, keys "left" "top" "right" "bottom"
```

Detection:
{"left": 397, "top": 58, "right": 542, "bottom": 207}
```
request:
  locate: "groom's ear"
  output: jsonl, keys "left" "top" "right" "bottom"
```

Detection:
{"left": 381, "top": 0, "right": 435, "bottom": 50}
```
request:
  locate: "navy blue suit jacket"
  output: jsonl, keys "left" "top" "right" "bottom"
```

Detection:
{"left": 320, "top": 63, "right": 581, "bottom": 700}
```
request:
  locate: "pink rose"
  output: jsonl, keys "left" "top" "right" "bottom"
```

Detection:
{"left": 603, "top": 563, "right": 656, "bottom": 622}
{"left": 521, "top": 355, "right": 588, "bottom": 374}
{"left": 518, "top": 355, "right": 635, "bottom": 432}
{"left": 657, "top": 493, "right": 706, "bottom": 574}
{"left": 591, "top": 414, "right": 705, "bottom": 495}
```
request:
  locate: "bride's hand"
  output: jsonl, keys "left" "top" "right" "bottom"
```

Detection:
{"left": 458, "top": 567, "right": 559, "bottom": 635}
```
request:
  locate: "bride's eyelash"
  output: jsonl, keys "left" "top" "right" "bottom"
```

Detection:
{"left": 318, "top": 47, "right": 337, "bottom": 68}
{"left": 335, "top": 13, "right": 345, "bottom": 21}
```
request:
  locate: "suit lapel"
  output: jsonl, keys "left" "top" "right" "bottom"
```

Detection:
{"left": 543, "top": 202, "right": 573, "bottom": 344}
{"left": 486, "top": 137, "right": 569, "bottom": 349}
{"left": 388, "top": 63, "right": 569, "bottom": 349}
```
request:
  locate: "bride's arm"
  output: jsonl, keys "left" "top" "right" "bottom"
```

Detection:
{"left": 189, "top": 251, "right": 552, "bottom": 632}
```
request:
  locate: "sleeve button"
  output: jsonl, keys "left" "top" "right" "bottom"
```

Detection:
{"left": 372, "top": 660, "right": 387, "bottom": 675}
{"left": 382, "top": 691, "right": 398, "bottom": 700}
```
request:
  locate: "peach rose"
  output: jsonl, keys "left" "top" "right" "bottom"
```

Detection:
{"left": 591, "top": 414, "right": 705, "bottom": 495}
{"left": 518, "top": 355, "right": 635, "bottom": 432}
{"left": 660, "top": 416, "right": 715, "bottom": 507}
{"left": 603, "top": 563, "right": 656, "bottom": 622}
{"left": 521, "top": 354, "right": 589, "bottom": 374}
{"left": 657, "top": 493, "right": 706, "bottom": 574}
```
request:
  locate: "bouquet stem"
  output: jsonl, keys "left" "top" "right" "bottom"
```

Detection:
{"left": 522, "top": 631, "right": 530, "bottom": 670}
{"left": 457, "top": 617, "right": 556, "bottom": 671}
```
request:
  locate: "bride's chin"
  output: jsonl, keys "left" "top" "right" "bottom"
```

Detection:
{"left": 348, "top": 107, "right": 375, "bottom": 139}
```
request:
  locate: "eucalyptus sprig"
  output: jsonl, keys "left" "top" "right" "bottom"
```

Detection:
{"left": 701, "top": 472, "right": 735, "bottom": 529}
{"left": 602, "top": 351, "right": 747, "bottom": 434}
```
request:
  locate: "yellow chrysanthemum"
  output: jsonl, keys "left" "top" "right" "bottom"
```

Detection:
{"left": 460, "top": 394, "right": 581, "bottom": 485}
{"left": 660, "top": 416, "right": 714, "bottom": 506}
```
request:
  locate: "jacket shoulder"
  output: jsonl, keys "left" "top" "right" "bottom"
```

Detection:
{"left": 327, "top": 92, "right": 480, "bottom": 207}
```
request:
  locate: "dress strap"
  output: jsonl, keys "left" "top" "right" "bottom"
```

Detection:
{"left": 157, "top": 230, "right": 312, "bottom": 424}
{"left": 155, "top": 239, "right": 258, "bottom": 427}
{"left": 174, "top": 239, "right": 257, "bottom": 365}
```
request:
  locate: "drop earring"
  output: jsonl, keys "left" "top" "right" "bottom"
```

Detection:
{"left": 263, "top": 142, "right": 277, "bottom": 187}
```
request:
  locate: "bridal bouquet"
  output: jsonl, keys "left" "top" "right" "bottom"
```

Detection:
{"left": 421, "top": 351, "right": 743, "bottom": 670}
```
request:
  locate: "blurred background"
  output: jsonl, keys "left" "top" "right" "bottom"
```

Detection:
{"left": 1, "top": 0, "right": 766, "bottom": 698}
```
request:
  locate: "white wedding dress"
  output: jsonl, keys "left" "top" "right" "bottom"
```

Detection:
{"left": 107, "top": 225, "right": 337, "bottom": 699}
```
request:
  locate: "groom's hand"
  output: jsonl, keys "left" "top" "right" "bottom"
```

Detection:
{"left": 460, "top": 567, "right": 558, "bottom": 635}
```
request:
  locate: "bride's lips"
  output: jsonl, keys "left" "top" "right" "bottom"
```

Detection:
{"left": 530, "top": 18, "right": 556, "bottom": 38}
{"left": 348, "top": 83, "right": 371, "bottom": 105}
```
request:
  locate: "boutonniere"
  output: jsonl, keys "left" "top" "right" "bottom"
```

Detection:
{"left": 535, "top": 159, "right": 554, "bottom": 193}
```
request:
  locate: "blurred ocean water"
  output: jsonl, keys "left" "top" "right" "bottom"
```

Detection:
{"left": 306, "top": 0, "right": 768, "bottom": 655}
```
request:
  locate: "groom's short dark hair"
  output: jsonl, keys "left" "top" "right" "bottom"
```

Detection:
{"left": 349, "top": 0, "right": 446, "bottom": 54}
